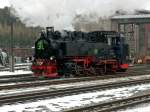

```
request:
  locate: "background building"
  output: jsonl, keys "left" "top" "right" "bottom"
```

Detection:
{"left": 111, "top": 15, "right": 150, "bottom": 61}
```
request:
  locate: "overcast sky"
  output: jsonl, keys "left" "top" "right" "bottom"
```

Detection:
{"left": 0, "top": 0, "right": 10, "bottom": 8}
{"left": 1, "top": 0, "right": 150, "bottom": 30}
{"left": 1, "top": 0, "right": 150, "bottom": 9}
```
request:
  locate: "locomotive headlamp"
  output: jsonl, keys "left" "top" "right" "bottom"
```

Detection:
{"left": 50, "top": 56, "right": 55, "bottom": 60}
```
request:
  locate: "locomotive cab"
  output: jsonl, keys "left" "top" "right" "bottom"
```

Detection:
{"left": 110, "top": 34, "right": 129, "bottom": 71}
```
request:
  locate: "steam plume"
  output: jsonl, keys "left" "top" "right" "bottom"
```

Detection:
{"left": 9, "top": 0, "right": 150, "bottom": 30}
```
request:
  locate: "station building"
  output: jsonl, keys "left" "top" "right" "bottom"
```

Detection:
{"left": 111, "top": 15, "right": 150, "bottom": 61}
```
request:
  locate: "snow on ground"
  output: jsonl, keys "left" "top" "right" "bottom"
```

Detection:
{"left": 1, "top": 82, "right": 150, "bottom": 111}
{"left": 15, "top": 63, "right": 32, "bottom": 66}
{"left": 1, "top": 70, "right": 150, "bottom": 86}
{"left": 0, "top": 62, "right": 32, "bottom": 75}
{"left": 0, "top": 65, "right": 150, "bottom": 111}
{"left": 118, "top": 103, "right": 150, "bottom": 112}
{"left": 1, "top": 73, "right": 150, "bottom": 96}
{"left": 0, "top": 70, "right": 32, "bottom": 75}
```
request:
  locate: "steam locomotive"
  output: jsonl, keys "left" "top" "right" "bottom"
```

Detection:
{"left": 31, "top": 27, "right": 129, "bottom": 78}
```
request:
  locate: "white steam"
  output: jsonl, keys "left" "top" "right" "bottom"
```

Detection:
{"left": 9, "top": 0, "right": 150, "bottom": 30}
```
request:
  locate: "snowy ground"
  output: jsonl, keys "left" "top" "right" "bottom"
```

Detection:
{"left": 1, "top": 73, "right": 150, "bottom": 96}
{"left": 0, "top": 70, "right": 32, "bottom": 76}
{"left": 0, "top": 63, "right": 31, "bottom": 72}
{"left": 0, "top": 65, "right": 150, "bottom": 112}
{"left": 0, "top": 63, "right": 32, "bottom": 75}
{"left": 15, "top": 63, "right": 32, "bottom": 66}
{"left": 1, "top": 82, "right": 150, "bottom": 111}
{"left": 118, "top": 103, "right": 150, "bottom": 112}
{"left": 0, "top": 65, "right": 31, "bottom": 74}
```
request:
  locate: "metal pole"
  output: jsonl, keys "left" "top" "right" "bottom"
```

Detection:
{"left": 10, "top": 21, "right": 14, "bottom": 72}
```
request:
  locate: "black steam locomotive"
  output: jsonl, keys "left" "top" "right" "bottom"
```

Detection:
{"left": 31, "top": 27, "right": 129, "bottom": 78}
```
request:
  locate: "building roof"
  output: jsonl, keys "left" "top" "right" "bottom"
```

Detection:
{"left": 112, "top": 14, "right": 150, "bottom": 19}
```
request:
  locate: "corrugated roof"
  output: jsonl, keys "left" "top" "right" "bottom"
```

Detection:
{"left": 112, "top": 14, "right": 150, "bottom": 19}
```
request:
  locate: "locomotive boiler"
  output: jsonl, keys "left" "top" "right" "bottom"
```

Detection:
{"left": 31, "top": 27, "right": 129, "bottom": 78}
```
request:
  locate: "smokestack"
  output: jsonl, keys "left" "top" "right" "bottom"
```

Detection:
{"left": 46, "top": 27, "right": 54, "bottom": 38}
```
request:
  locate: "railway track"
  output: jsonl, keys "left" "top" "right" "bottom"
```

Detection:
{"left": 0, "top": 73, "right": 32, "bottom": 78}
{"left": 1, "top": 77, "right": 150, "bottom": 106}
{"left": 0, "top": 66, "right": 30, "bottom": 71}
{"left": 0, "top": 64, "right": 149, "bottom": 84}
{"left": 0, "top": 71, "right": 150, "bottom": 90}
{"left": 0, "top": 73, "right": 40, "bottom": 83}
{"left": 0, "top": 75, "right": 37, "bottom": 83}
{"left": 0, "top": 68, "right": 150, "bottom": 90}
{"left": 0, "top": 65, "right": 149, "bottom": 102}
{"left": 0, "top": 63, "right": 31, "bottom": 71}
{"left": 0, "top": 65, "right": 150, "bottom": 80}
{"left": 65, "top": 93, "right": 150, "bottom": 112}
{"left": 0, "top": 64, "right": 150, "bottom": 110}
{"left": 0, "top": 64, "right": 149, "bottom": 89}
{"left": 0, "top": 75, "right": 120, "bottom": 90}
